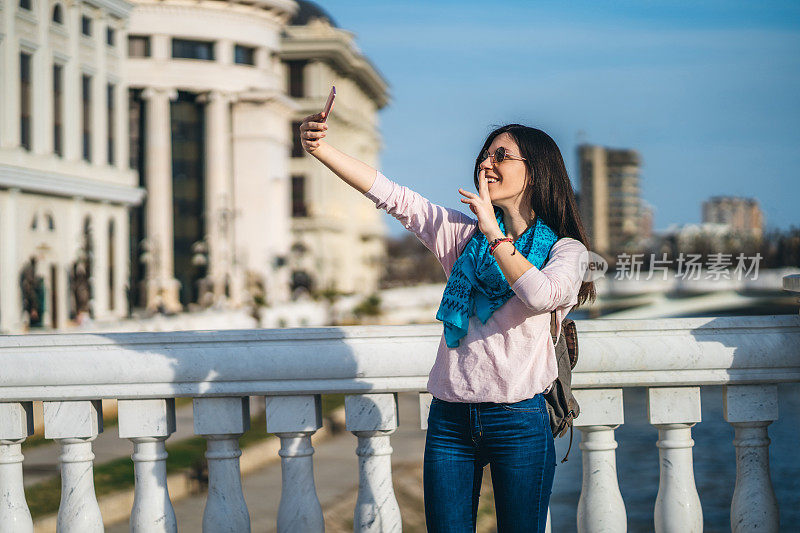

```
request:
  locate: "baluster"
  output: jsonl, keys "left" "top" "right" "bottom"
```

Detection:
{"left": 346, "top": 393, "right": 401, "bottom": 532}
{"left": 193, "top": 397, "right": 251, "bottom": 533}
{"left": 118, "top": 398, "right": 178, "bottom": 532}
{"left": 573, "top": 389, "right": 627, "bottom": 533}
{"left": 418, "top": 392, "right": 432, "bottom": 431}
{"left": 0, "top": 402, "right": 34, "bottom": 532}
{"left": 647, "top": 387, "right": 702, "bottom": 533}
{"left": 723, "top": 384, "right": 779, "bottom": 532}
{"left": 43, "top": 400, "right": 104, "bottom": 533}
{"left": 265, "top": 395, "right": 324, "bottom": 533}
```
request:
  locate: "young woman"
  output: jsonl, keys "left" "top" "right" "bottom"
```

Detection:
{"left": 299, "top": 114, "right": 595, "bottom": 533}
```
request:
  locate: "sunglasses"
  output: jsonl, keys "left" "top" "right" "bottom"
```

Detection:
{"left": 479, "top": 146, "right": 526, "bottom": 164}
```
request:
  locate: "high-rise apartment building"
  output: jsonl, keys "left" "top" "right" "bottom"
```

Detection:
{"left": 702, "top": 196, "right": 763, "bottom": 240}
{"left": 578, "top": 144, "right": 648, "bottom": 258}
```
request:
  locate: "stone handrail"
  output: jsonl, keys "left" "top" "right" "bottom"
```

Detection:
{"left": 0, "top": 315, "right": 797, "bottom": 401}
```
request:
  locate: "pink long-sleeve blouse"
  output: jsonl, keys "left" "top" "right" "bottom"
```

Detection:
{"left": 364, "top": 171, "right": 588, "bottom": 403}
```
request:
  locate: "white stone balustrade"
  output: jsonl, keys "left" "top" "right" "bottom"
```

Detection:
{"left": 118, "top": 398, "right": 178, "bottom": 533}
{"left": 573, "top": 388, "right": 627, "bottom": 533}
{"left": 647, "top": 387, "right": 703, "bottom": 533}
{"left": 0, "top": 310, "right": 796, "bottom": 531}
{"left": 193, "top": 397, "right": 251, "bottom": 533}
{"left": 723, "top": 384, "right": 780, "bottom": 532}
{"left": 265, "top": 395, "right": 324, "bottom": 533}
{"left": 345, "top": 393, "right": 402, "bottom": 532}
{"left": 43, "top": 400, "right": 104, "bottom": 533}
{"left": 0, "top": 402, "right": 34, "bottom": 532}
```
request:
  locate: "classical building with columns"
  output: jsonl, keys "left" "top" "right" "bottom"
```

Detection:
{"left": 126, "top": 0, "right": 298, "bottom": 311}
{"left": 0, "top": 0, "right": 143, "bottom": 333}
{"left": 282, "top": 2, "right": 389, "bottom": 297}
{"left": 0, "top": 0, "right": 389, "bottom": 329}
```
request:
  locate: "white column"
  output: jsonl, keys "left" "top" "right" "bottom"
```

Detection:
{"left": 55, "top": 260, "right": 69, "bottom": 329}
{"left": 151, "top": 34, "right": 170, "bottom": 60}
{"left": 345, "top": 393, "right": 401, "bottom": 533}
{"left": 32, "top": 0, "right": 50, "bottom": 155}
{"left": 200, "top": 90, "right": 232, "bottom": 305}
{"left": 0, "top": 402, "right": 34, "bottom": 532}
{"left": 114, "top": 76, "right": 128, "bottom": 171}
{"left": 92, "top": 203, "right": 110, "bottom": 318}
{"left": 43, "top": 400, "right": 104, "bottom": 533}
{"left": 0, "top": 189, "right": 21, "bottom": 333}
{"left": 63, "top": 0, "right": 81, "bottom": 161}
{"left": 254, "top": 47, "right": 269, "bottom": 70}
{"left": 647, "top": 387, "right": 702, "bottom": 533}
{"left": 573, "top": 389, "right": 627, "bottom": 533}
{"left": 1, "top": 0, "right": 19, "bottom": 148}
{"left": 142, "top": 86, "right": 181, "bottom": 313}
{"left": 418, "top": 393, "right": 432, "bottom": 430}
{"left": 217, "top": 38, "right": 234, "bottom": 66}
{"left": 92, "top": 10, "right": 107, "bottom": 167}
{"left": 193, "top": 397, "right": 251, "bottom": 532}
{"left": 265, "top": 395, "right": 324, "bottom": 533}
{"left": 723, "top": 384, "right": 779, "bottom": 532}
{"left": 118, "top": 399, "right": 178, "bottom": 533}
{"left": 114, "top": 210, "right": 129, "bottom": 317}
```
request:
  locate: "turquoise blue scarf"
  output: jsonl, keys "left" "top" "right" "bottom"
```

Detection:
{"left": 436, "top": 207, "right": 558, "bottom": 348}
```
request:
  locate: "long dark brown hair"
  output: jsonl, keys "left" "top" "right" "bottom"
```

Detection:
{"left": 473, "top": 124, "right": 596, "bottom": 309}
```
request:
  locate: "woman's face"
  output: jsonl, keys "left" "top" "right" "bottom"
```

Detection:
{"left": 478, "top": 133, "right": 530, "bottom": 207}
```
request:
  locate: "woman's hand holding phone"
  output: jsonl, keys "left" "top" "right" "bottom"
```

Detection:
{"left": 299, "top": 85, "right": 335, "bottom": 154}
{"left": 299, "top": 112, "right": 328, "bottom": 154}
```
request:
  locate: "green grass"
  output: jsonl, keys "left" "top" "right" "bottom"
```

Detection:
{"left": 25, "top": 394, "right": 346, "bottom": 519}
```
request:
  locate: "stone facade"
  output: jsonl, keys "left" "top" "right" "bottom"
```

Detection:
{"left": 0, "top": 0, "right": 143, "bottom": 332}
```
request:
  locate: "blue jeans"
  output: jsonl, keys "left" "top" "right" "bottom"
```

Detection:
{"left": 423, "top": 393, "right": 556, "bottom": 533}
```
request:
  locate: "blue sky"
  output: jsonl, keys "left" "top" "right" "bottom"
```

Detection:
{"left": 319, "top": 0, "right": 800, "bottom": 236}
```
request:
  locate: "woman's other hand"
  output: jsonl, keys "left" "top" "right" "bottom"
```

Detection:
{"left": 459, "top": 169, "right": 503, "bottom": 240}
{"left": 299, "top": 112, "right": 328, "bottom": 154}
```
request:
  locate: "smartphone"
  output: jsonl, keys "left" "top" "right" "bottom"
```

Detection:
{"left": 321, "top": 85, "right": 336, "bottom": 122}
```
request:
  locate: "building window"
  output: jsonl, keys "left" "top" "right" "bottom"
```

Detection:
{"left": 106, "top": 27, "right": 115, "bottom": 47}
{"left": 128, "top": 35, "right": 150, "bottom": 58}
{"left": 287, "top": 60, "right": 306, "bottom": 97}
{"left": 171, "top": 91, "right": 206, "bottom": 306}
{"left": 108, "top": 219, "right": 115, "bottom": 311}
{"left": 82, "top": 74, "right": 92, "bottom": 161}
{"left": 234, "top": 45, "right": 255, "bottom": 66}
{"left": 20, "top": 52, "right": 32, "bottom": 151}
{"left": 128, "top": 88, "right": 144, "bottom": 171}
{"left": 107, "top": 83, "right": 115, "bottom": 165}
{"left": 172, "top": 38, "right": 214, "bottom": 61}
{"left": 81, "top": 15, "right": 91, "bottom": 36}
{"left": 19, "top": 0, "right": 32, "bottom": 11}
{"left": 52, "top": 4, "right": 63, "bottom": 23}
{"left": 291, "top": 121, "right": 304, "bottom": 158}
{"left": 291, "top": 175, "right": 308, "bottom": 217}
{"left": 53, "top": 64, "right": 63, "bottom": 157}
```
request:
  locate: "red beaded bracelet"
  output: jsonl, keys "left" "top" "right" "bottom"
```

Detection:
{"left": 489, "top": 237, "right": 514, "bottom": 255}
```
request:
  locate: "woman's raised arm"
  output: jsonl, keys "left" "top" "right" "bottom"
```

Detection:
{"left": 299, "top": 112, "right": 376, "bottom": 194}
{"left": 300, "top": 113, "right": 478, "bottom": 275}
